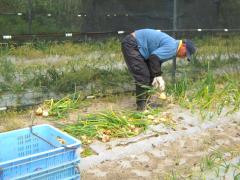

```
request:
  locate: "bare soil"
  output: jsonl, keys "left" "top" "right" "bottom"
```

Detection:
{"left": 81, "top": 117, "right": 240, "bottom": 180}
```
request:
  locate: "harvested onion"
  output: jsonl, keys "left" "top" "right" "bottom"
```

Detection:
{"left": 35, "top": 107, "right": 43, "bottom": 116}
{"left": 159, "top": 92, "right": 167, "bottom": 100}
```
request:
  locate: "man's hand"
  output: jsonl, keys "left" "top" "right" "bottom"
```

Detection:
{"left": 152, "top": 76, "right": 165, "bottom": 91}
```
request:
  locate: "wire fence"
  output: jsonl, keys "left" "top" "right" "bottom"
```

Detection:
{"left": 1, "top": 0, "right": 240, "bottom": 36}
{"left": 1, "top": 28, "right": 240, "bottom": 42}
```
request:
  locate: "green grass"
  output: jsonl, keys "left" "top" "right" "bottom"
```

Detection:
{"left": 81, "top": 147, "right": 96, "bottom": 158}
{"left": 0, "top": 56, "right": 132, "bottom": 95}
{"left": 167, "top": 62, "right": 240, "bottom": 120}
{"left": 0, "top": 37, "right": 133, "bottom": 96}
{"left": 0, "top": 38, "right": 121, "bottom": 58}
{"left": 1, "top": 35, "right": 239, "bottom": 58}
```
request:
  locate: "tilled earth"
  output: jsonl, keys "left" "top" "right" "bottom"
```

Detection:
{"left": 80, "top": 100, "right": 240, "bottom": 180}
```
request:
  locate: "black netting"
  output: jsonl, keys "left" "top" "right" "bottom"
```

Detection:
{"left": 0, "top": 0, "right": 239, "bottom": 37}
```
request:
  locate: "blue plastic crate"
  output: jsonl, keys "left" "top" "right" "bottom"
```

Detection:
{"left": 16, "top": 161, "right": 80, "bottom": 180}
{"left": 0, "top": 124, "right": 81, "bottom": 180}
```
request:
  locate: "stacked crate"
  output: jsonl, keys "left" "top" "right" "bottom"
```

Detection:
{"left": 0, "top": 124, "right": 81, "bottom": 180}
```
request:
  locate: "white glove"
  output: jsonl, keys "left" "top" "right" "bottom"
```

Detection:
{"left": 152, "top": 76, "right": 165, "bottom": 91}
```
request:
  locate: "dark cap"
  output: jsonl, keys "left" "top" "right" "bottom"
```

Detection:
{"left": 184, "top": 39, "right": 196, "bottom": 61}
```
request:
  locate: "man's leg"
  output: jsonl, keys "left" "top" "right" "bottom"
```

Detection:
{"left": 135, "top": 83, "right": 149, "bottom": 110}
{"left": 121, "top": 35, "right": 151, "bottom": 110}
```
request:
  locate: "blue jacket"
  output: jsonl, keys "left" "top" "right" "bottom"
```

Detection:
{"left": 135, "top": 29, "right": 180, "bottom": 62}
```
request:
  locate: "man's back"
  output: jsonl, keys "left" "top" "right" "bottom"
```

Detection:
{"left": 135, "top": 29, "right": 179, "bottom": 62}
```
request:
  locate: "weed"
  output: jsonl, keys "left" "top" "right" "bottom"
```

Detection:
{"left": 81, "top": 147, "right": 97, "bottom": 158}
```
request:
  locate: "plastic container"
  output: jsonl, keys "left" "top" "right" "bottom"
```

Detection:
{"left": 16, "top": 162, "right": 80, "bottom": 180}
{"left": 0, "top": 124, "right": 81, "bottom": 180}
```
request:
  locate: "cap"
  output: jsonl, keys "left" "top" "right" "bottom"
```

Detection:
{"left": 184, "top": 39, "right": 196, "bottom": 61}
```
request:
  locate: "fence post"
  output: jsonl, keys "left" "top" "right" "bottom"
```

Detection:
{"left": 28, "top": 0, "right": 33, "bottom": 34}
{"left": 172, "top": 0, "right": 177, "bottom": 84}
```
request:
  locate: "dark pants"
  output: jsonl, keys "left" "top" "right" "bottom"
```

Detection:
{"left": 121, "top": 34, "right": 152, "bottom": 86}
{"left": 121, "top": 34, "right": 161, "bottom": 110}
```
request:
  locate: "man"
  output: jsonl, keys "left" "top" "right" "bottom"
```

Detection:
{"left": 121, "top": 29, "right": 196, "bottom": 110}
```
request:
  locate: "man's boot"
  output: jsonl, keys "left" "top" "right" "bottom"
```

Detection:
{"left": 136, "top": 84, "right": 148, "bottom": 111}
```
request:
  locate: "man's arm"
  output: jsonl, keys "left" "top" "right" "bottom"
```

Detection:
{"left": 148, "top": 54, "right": 165, "bottom": 91}
{"left": 148, "top": 54, "right": 162, "bottom": 78}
